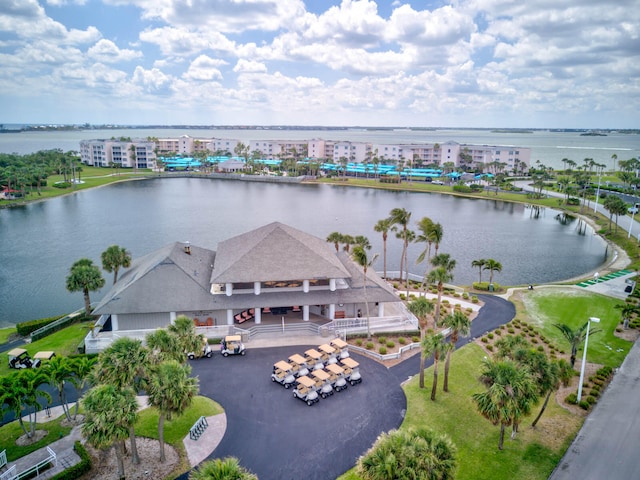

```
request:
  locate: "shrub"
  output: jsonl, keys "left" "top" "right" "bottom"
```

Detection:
{"left": 53, "top": 181, "right": 72, "bottom": 189}
{"left": 16, "top": 315, "right": 66, "bottom": 337}
{"left": 589, "top": 388, "right": 600, "bottom": 397}
{"left": 462, "top": 293, "right": 469, "bottom": 299}
{"left": 466, "top": 307, "right": 473, "bottom": 314}
{"left": 565, "top": 393, "right": 578, "bottom": 405}
{"left": 579, "top": 400, "right": 591, "bottom": 410}
{"left": 537, "top": 346, "right": 545, "bottom": 352}
{"left": 366, "top": 342, "right": 374, "bottom": 350}
{"left": 487, "top": 333, "right": 494, "bottom": 339}
{"left": 399, "top": 294, "right": 406, "bottom": 300}
{"left": 494, "top": 329, "right": 502, "bottom": 336}
{"left": 378, "top": 336, "right": 387, "bottom": 344}
{"left": 486, "top": 344, "right": 494, "bottom": 351}
{"left": 355, "top": 339, "right": 363, "bottom": 347}
{"left": 471, "top": 296, "right": 478, "bottom": 303}
{"left": 531, "top": 338, "right": 539, "bottom": 344}
{"left": 49, "top": 441, "right": 91, "bottom": 480}
{"left": 412, "top": 336, "right": 420, "bottom": 343}
{"left": 379, "top": 346, "right": 388, "bottom": 354}
{"left": 398, "top": 337, "right": 406, "bottom": 345}
{"left": 481, "top": 337, "right": 489, "bottom": 343}
{"left": 507, "top": 328, "right": 515, "bottom": 334}
{"left": 386, "top": 341, "right": 395, "bottom": 348}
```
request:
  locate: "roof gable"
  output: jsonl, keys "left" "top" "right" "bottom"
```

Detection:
{"left": 210, "top": 222, "right": 351, "bottom": 284}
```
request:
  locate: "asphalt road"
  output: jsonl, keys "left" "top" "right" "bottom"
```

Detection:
{"left": 548, "top": 338, "right": 640, "bottom": 480}
{"left": 190, "top": 346, "right": 406, "bottom": 480}
{"left": 187, "top": 294, "right": 515, "bottom": 480}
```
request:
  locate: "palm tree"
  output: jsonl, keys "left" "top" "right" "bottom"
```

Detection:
{"left": 428, "top": 253, "right": 456, "bottom": 327}
{"left": 352, "top": 245, "right": 379, "bottom": 340}
{"left": 429, "top": 222, "right": 444, "bottom": 258}
{"left": 0, "top": 372, "right": 31, "bottom": 438}
{"left": 190, "top": 457, "right": 258, "bottom": 480}
{"left": 422, "top": 333, "right": 451, "bottom": 401}
{"left": 441, "top": 311, "right": 471, "bottom": 392}
{"left": 101, "top": 245, "right": 132, "bottom": 284}
{"left": 472, "top": 359, "right": 538, "bottom": 450}
{"left": 326, "top": 231, "right": 343, "bottom": 252}
{"left": 356, "top": 427, "right": 457, "bottom": 480}
{"left": 615, "top": 303, "right": 638, "bottom": 330}
{"left": 408, "top": 296, "right": 435, "bottom": 389}
{"left": 83, "top": 384, "right": 138, "bottom": 480}
{"left": 415, "top": 216, "right": 434, "bottom": 288}
{"left": 147, "top": 360, "right": 199, "bottom": 462}
{"left": 471, "top": 259, "right": 486, "bottom": 284}
{"left": 389, "top": 207, "right": 411, "bottom": 283}
{"left": 68, "top": 355, "right": 97, "bottom": 419}
{"left": 168, "top": 315, "right": 205, "bottom": 363}
{"left": 147, "top": 328, "right": 183, "bottom": 363}
{"left": 45, "top": 356, "right": 75, "bottom": 422}
{"left": 483, "top": 259, "right": 502, "bottom": 286}
{"left": 66, "top": 258, "right": 105, "bottom": 314}
{"left": 553, "top": 322, "right": 601, "bottom": 368}
{"left": 93, "top": 337, "right": 150, "bottom": 465}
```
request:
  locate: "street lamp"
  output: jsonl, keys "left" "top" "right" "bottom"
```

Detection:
{"left": 577, "top": 317, "right": 600, "bottom": 402}
{"left": 628, "top": 206, "right": 637, "bottom": 239}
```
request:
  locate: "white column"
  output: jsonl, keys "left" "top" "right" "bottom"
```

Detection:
{"left": 329, "top": 303, "right": 335, "bottom": 319}
{"left": 377, "top": 303, "right": 384, "bottom": 316}
{"left": 330, "top": 279, "right": 336, "bottom": 291}
{"left": 226, "top": 309, "right": 234, "bottom": 325}
{"left": 254, "top": 281, "right": 261, "bottom": 295}
{"left": 112, "top": 314, "right": 119, "bottom": 331}
{"left": 303, "top": 280, "right": 309, "bottom": 293}
{"left": 303, "top": 305, "right": 309, "bottom": 321}
{"left": 169, "top": 312, "right": 176, "bottom": 324}
{"left": 255, "top": 308, "right": 262, "bottom": 324}
{"left": 226, "top": 282, "right": 233, "bottom": 296}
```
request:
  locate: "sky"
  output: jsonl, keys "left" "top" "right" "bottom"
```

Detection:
{"left": 1, "top": 0, "right": 639, "bottom": 129}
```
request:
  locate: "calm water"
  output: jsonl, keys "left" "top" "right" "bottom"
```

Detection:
{"left": 0, "top": 178, "right": 607, "bottom": 327}
{"left": 0, "top": 128, "right": 638, "bottom": 170}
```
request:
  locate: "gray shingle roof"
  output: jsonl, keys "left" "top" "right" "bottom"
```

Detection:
{"left": 209, "top": 222, "right": 351, "bottom": 284}
{"left": 92, "top": 242, "right": 216, "bottom": 315}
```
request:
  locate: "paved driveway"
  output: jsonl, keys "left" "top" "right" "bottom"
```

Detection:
{"left": 190, "top": 345, "right": 406, "bottom": 480}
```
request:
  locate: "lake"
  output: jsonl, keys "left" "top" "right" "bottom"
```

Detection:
{"left": 0, "top": 177, "right": 607, "bottom": 327}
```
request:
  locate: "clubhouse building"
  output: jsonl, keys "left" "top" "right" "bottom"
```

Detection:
{"left": 86, "top": 222, "right": 404, "bottom": 353}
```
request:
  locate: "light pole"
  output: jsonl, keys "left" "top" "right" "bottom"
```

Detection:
{"left": 628, "top": 206, "right": 637, "bottom": 239}
{"left": 593, "top": 166, "right": 603, "bottom": 214}
{"left": 577, "top": 317, "right": 600, "bottom": 402}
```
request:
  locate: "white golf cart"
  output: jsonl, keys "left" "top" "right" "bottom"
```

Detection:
{"left": 340, "top": 357, "right": 362, "bottom": 385}
{"left": 288, "top": 353, "right": 310, "bottom": 378}
{"left": 187, "top": 339, "right": 213, "bottom": 360}
{"left": 293, "top": 375, "right": 320, "bottom": 406}
{"left": 310, "top": 369, "right": 334, "bottom": 398}
{"left": 325, "top": 363, "right": 348, "bottom": 392}
{"left": 330, "top": 338, "right": 350, "bottom": 360}
{"left": 220, "top": 335, "right": 246, "bottom": 357}
{"left": 8, "top": 348, "right": 41, "bottom": 369}
{"left": 271, "top": 360, "right": 296, "bottom": 388}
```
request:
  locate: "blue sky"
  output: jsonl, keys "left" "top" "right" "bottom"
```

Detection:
{"left": 1, "top": 0, "right": 638, "bottom": 128}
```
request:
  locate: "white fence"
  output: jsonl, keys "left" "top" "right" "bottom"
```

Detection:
{"left": 1, "top": 447, "right": 57, "bottom": 480}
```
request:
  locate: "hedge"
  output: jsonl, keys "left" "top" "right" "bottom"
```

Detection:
{"left": 16, "top": 315, "right": 66, "bottom": 337}
{"left": 31, "top": 314, "right": 90, "bottom": 342}
{"left": 48, "top": 441, "right": 91, "bottom": 480}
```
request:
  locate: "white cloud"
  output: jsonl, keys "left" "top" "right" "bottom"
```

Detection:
{"left": 88, "top": 39, "right": 142, "bottom": 63}
{"left": 183, "top": 55, "right": 225, "bottom": 80}
{"left": 233, "top": 59, "right": 267, "bottom": 74}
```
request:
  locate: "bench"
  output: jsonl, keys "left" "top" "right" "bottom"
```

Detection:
{"left": 334, "top": 311, "right": 346, "bottom": 319}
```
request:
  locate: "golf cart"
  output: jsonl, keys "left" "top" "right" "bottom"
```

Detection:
{"left": 310, "top": 369, "right": 334, "bottom": 398}
{"left": 271, "top": 360, "right": 296, "bottom": 388}
{"left": 187, "top": 339, "right": 213, "bottom": 360}
{"left": 340, "top": 357, "right": 362, "bottom": 385}
{"left": 220, "top": 335, "right": 245, "bottom": 356}
{"left": 292, "top": 375, "right": 320, "bottom": 406}
{"left": 325, "top": 363, "right": 348, "bottom": 392}
{"left": 304, "top": 348, "right": 324, "bottom": 370}
{"left": 288, "top": 353, "right": 310, "bottom": 378}
{"left": 330, "top": 338, "right": 350, "bottom": 360}
{"left": 318, "top": 343, "right": 338, "bottom": 365}
{"left": 8, "top": 348, "right": 41, "bottom": 369}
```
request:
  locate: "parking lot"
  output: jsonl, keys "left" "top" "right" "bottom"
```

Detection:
{"left": 190, "top": 345, "right": 406, "bottom": 480}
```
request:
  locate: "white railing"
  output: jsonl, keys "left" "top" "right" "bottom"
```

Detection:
{"left": 0, "top": 465, "right": 16, "bottom": 480}
{"left": 349, "top": 327, "right": 451, "bottom": 362}
{"left": 7, "top": 447, "right": 57, "bottom": 480}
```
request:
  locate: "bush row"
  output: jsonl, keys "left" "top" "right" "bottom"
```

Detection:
{"left": 16, "top": 315, "right": 66, "bottom": 337}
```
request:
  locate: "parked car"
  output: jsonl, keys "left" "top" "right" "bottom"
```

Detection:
{"left": 292, "top": 375, "right": 320, "bottom": 406}
{"left": 271, "top": 360, "right": 296, "bottom": 388}
{"left": 220, "top": 335, "right": 245, "bottom": 356}
{"left": 8, "top": 348, "right": 41, "bottom": 369}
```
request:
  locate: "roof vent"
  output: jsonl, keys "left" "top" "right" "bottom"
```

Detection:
{"left": 183, "top": 241, "right": 191, "bottom": 255}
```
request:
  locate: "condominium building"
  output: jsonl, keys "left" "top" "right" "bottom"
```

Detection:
{"left": 80, "top": 139, "right": 157, "bottom": 169}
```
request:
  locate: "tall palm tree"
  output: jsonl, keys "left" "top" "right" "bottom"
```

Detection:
{"left": 415, "top": 216, "right": 434, "bottom": 288}
{"left": 428, "top": 253, "right": 456, "bottom": 327}
{"left": 483, "top": 259, "right": 502, "bottom": 286}
{"left": 352, "top": 245, "right": 379, "bottom": 340}
{"left": 553, "top": 322, "right": 601, "bottom": 368}
{"left": 83, "top": 384, "right": 139, "bottom": 480}
{"left": 93, "top": 337, "right": 150, "bottom": 465}
{"left": 15, "top": 368, "right": 51, "bottom": 437}
{"left": 45, "top": 356, "right": 75, "bottom": 422}
{"left": 168, "top": 315, "right": 205, "bottom": 363}
{"left": 66, "top": 258, "right": 105, "bottom": 314}
{"left": 472, "top": 359, "right": 538, "bottom": 450}
{"left": 190, "top": 457, "right": 258, "bottom": 480}
{"left": 389, "top": 207, "right": 411, "bottom": 283}
{"left": 326, "top": 231, "right": 344, "bottom": 252}
{"left": 147, "top": 360, "right": 199, "bottom": 462}
{"left": 429, "top": 222, "right": 444, "bottom": 257}
{"left": 68, "top": 355, "right": 97, "bottom": 420}
{"left": 471, "top": 259, "right": 486, "bottom": 284}
{"left": 421, "top": 333, "right": 451, "bottom": 401}
{"left": 408, "top": 296, "right": 435, "bottom": 389}
{"left": 147, "top": 328, "right": 183, "bottom": 363}
{"left": 441, "top": 311, "right": 471, "bottom": 392}
{"left": 356, "top": 427, "right": 457, "bottom": 480}
{"left": 101, "top": 245, "right": 132, "bottom": 284}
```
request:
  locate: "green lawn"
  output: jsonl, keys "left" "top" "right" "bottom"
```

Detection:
{"left": 0, "top": 320, "right": 91, "bottom": 376}
{"left": 339, "top": 344, "right": 583, "bottom": 480}
{"left": 0, "top": 326, "right": 16, "bottom": 344}
{"left": 135, "top": 395, "right": 224, "bottom": 446}
{"left": 520, "top": 289, "right": 632, "bottom": 367}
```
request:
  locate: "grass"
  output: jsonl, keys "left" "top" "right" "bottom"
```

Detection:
{"left": 0, "top": 326, "right": 16, "bottom": 344}
{"left": 0, "top": 416, "right": 72, "bottom": 462}
{"left": 134, "top": 395, "right": 224, "bottom": 446}
{"left": 520, "top": 289, "right": 632, "bottom": 367}
{"left": 0, "top": 320, "right": 92, "bottom": 376}
{"left": 338, "top": 344, "right": 583, "bottom": 480}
